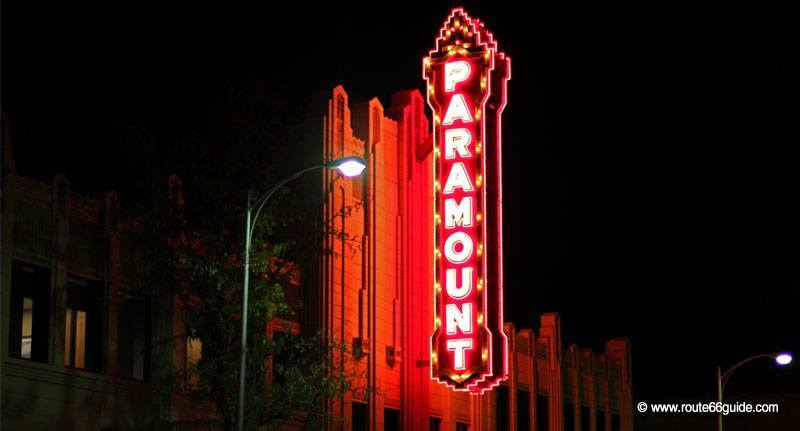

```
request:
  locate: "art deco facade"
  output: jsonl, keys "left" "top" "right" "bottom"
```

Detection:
{"left": 307, "top": 86, "right": 634, "bottom": 431}
{"left": 1, "top": 83, "right": 634, "bottom": 430}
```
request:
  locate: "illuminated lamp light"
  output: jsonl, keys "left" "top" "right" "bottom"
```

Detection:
{"left": 476, "top": 213, "right": 482, "bottom": 222}
{"left": 328, "top": 156, "right": 367, "bottom": 177}
{"left": 776, "top": 353, "right": 793, "bottom": 366}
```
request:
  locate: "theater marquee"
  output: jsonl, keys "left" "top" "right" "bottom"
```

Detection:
{"left": 425, "top": 8, "right": 510, "bottom": 393}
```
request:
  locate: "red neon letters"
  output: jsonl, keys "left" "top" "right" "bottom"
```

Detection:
{"left": 425, "top": 8, "right": 510, "bottom": 393}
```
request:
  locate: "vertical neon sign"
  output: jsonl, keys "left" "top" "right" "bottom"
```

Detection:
{"left": 425, "top": 8, "right": 510, "bottom": 393}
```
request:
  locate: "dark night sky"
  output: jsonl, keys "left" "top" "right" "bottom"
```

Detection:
{"left": 2, "top": 1, "right": 798, "bottom": 403}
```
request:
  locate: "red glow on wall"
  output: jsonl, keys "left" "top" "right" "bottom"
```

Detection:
{"left": 425, "top": 8, "right": 510, "bottom": 393}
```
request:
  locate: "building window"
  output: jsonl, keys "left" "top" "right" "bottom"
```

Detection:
{"left": 596, "top": 410, "right": 606, "bottom": 431}
{"left": 64, "top": 278, "right": 104, "bottom": 372}
{"left": 581, "top": 406, "right": 591, "bottom": 431}
{"left": 611, "top": 413, "right": 620, "bottom": 431}
{"left": 456, "top": 422, "right": 470, "bottom": 431}
{"left": 517, "top": 389, "right": 531, "bottom": 431}
{"left": 117, "top": 291, "right": 150, "bottom": 381}
{"left": 21, "top": 298, "right": 34, "bottom": 357}
{"left": 564, "top": 402, "right": 575, "bottom": 431}
{"left": 186, "top": 337, "right": 202, "bottom": 389}
{"left": 429, "top": 417, "right": 442, "bottom": 431}
{"left": 496, "top": 386, "right": 510, "bottom": 430}
{"left": 8, "top": 262, "right": 50, "bottom": 363}
{"left": 536, "top": 395, "right": 549, "bottom": 431}
{"left": 352, "top": 401, "right": 368, "bottom": 431}
{"left": 64, "top": 308, "right": 86, "bottom": 368}
{"left": 384, "top": 408, "right": 400, "bottom": 431}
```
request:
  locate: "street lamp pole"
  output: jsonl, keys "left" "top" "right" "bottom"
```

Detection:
{"left": 716, "top": 352, "right": 792, "bottom": 431}
{"left": 237, "top": 157, "right": 366, "bottom": 431}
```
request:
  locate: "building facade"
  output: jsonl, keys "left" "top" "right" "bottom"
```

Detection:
{"left": 308, "top": 86, "right": 634, "bottom": 431}
{"left": 1, "top": 83, "right": 634, "bottom": 430}
{"left": 0, "top": 119, "right": 213, "bottom": 429}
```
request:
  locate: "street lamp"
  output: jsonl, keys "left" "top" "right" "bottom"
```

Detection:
{"left": 775, "top": 352, "right": 793, "bottom": 366}
{"left": 716, "top": 351, "right": 792, "bottom": 431}
{"left": 237, "top": 156, "right": 366, "bottom": 431}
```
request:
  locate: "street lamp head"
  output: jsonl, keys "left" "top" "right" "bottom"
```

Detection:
{"left": 329, "top": 156, "right": 367, "bottom": 177}
{"left": 775, "top": 352, "right": 793, "bottom": 366}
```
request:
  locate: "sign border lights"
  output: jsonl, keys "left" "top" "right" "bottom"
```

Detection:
{"left": 425, "top": 8, "right": 510, "bottom": 393}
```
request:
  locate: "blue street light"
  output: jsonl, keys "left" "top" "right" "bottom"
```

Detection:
{"left": 775, "top": 352, "right": 793, "bottom": 366}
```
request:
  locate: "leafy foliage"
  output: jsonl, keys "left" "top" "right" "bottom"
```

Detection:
{"left": 120, "top": 78, "right": 360, "bottom": 430}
